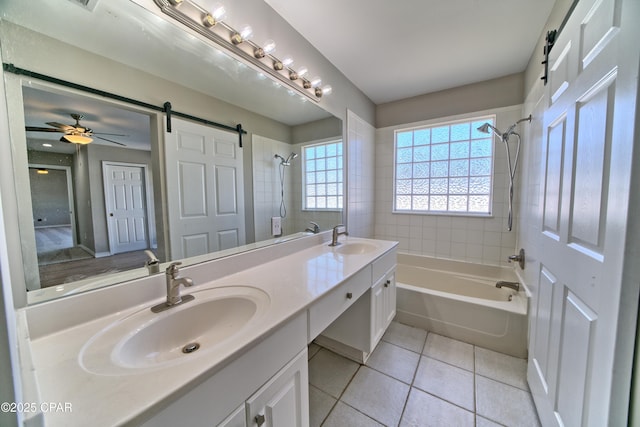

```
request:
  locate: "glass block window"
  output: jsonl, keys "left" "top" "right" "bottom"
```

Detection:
{"left": 393, "top": 116, "right": 495, "bottom": 215}
{"left": 303, "top": 140, "right": 343, "bottom": 210}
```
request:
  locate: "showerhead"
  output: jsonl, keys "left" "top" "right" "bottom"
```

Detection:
{"left": 477, "top": 123, "right": 492, "bottom": 134}
{"left": 275, "top": 152, "right": 298, "bottom": 166}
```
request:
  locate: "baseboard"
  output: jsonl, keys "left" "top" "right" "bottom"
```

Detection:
{"left": 314, "top": 335, "right": 371, "bottom": 364}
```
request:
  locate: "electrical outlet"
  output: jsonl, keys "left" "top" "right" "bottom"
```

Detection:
{"left": 271, "top": 216, "right": 282, "bottom": 236}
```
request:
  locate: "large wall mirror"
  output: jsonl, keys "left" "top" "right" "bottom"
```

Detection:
{"left": 1, "top": 0, "right": 343, "bottom": 305}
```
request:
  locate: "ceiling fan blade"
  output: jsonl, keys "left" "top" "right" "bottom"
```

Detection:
{"left": 94, "top": 132, "right": 129, "bottom": 137}
{"left": 46, "top": 122, "right": 75, "bottom": 132}
{"left": 96, "top": 136, "right": 126, "bottom": 146}
{"left": 25, "top": 126, "right": 63, "bottom": 133}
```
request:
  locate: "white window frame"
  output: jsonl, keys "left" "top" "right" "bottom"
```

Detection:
{"left": 302, "top": 139, "right": 343, "bottom": 212}
{"left": 392, "top": 115, "right": 496, "bottom": 216}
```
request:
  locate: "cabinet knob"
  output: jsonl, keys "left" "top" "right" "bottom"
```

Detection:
{"left": 255, "top": 414, "right": 266, "bottom": 426}
{"left": 346, "top": 292, "right": 353, "bottom": 299}
{"left": 385, "top": 280, "right": 390, "bottom": 288}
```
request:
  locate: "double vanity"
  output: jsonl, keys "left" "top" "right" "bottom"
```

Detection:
{"left": 17, "top": 233, "right": 397, "bottom": 426}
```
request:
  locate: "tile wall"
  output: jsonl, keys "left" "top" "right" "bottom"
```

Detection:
{"left": 374, "top": 105, "right": 524, "bottom": 266}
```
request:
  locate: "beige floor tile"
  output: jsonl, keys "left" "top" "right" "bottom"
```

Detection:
{"left": 309, "top": 348, "right": 359, "bottom": 398}
{"left": 366, "top": 341, "right": 420, "bottom": 384}
{"left": 341, "top": 366, "right": 410, "bottom": 426}
{"left": 476, "top": 376, "right": 540, "bottom": 427}
{"left": 413, "top": 356, "right": 475, "bottom": 411}
{"left": 475, "top": 347, "right": 528, "bottom": 390}
{"left": 322, "top": 402, "right": 383, "bottom": 427}
{"left": 422, "top": 333, "right": 474, "bottom": 371}
{"left": 382, "top": 321, "right": 428, "bottom": 353}
{"left": 308, "top": 343, "right": 322, "bottom": 360}
{"left": 476, "top": 416, "right": 504, "bottom": 427}
{"left": 309, "top": 385, "right": 336, "bottom": 427}
{"left": 400, "top": 387, "right": 474, "bottom": 427}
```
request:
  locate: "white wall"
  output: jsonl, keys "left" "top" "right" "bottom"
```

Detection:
{"left": 346, "top": 110, "right": 376, "bottom": 238}
{"left": 374, "top": 105, "right": 524, "bottom": 266}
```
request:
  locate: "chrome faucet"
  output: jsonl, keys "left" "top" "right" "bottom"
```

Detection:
{"left": 144, "top": 250, "right": 160, "bottom": 275}
{"left": 305, "top": 221, "right": 320, "bottom": 234}
{"left": 151, "top": 262, "right": 195, "bottom": 313}
{"left": 496, "top": 281, "right": 520, "bottom": 291}
{"left": 329, "top": 224, "right": 348, "bottom": 246}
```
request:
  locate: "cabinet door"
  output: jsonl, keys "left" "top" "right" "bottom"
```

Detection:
{"left": 218, "top": 404, "right": 246, "bottom": 427}
{"left": 383, "top": 272, "right": 396, "bottom": 327}
{"left": 246, "top": 349, "right": 309, "bottom": 427}
{"left": 370, "top": 279, "right": 386, "bottom": 346}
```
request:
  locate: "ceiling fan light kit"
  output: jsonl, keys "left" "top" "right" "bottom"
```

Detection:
{"left": 61, "top": 134, "right": 93, "bottom": 144}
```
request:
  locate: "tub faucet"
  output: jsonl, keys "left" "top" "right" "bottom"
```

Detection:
{"left": 329, "top": 224, "right": 348, "bottom": 246}
{"left": 151, "top": 262, "right": 195, "bottom": 313}
{"left": 496, "top": 281, "right": 520, "bottom": 292}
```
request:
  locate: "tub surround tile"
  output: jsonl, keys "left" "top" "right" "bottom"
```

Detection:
{"left": 400, "top": 387, "right": 474, "bottom": 427}
{"left": 322, "top": 402, "right": 384, "bottom": 427}
{"left": 476, "top": 376, "right": 540, "bottom": 427}
{"left": 413, "top": 356, "right": 475, "bottom": 411}
{"left": 422, "top": 333, "right": 474, "bottom": 371}
{"left": 475, "top": 347, "right": 528, "bottom": 390}
{"left": 309, "top": 386, "right": 336, "bottom": 427}
{"left": 341, "top": 366, "right": 410, "bottom": 427}
{"left": 365, "top": 341, "right": 420, "bottom": 384}
{"left": 381, "top": 321, "right": 428, "bottom": 353}
{"left": 309, "top": 348, "right": 359, "bottom": 398}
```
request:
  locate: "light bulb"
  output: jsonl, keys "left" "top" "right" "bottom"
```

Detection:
{"left": 322, "top": 85, "right": 332, "bottom": 95}
{"left": 310, "top": 76, "right": 322, "bottom": 87}
{"left": 297, "top": 66, "right": 308, "bottom": 77}
{"left": 282, "top": 56, "right": 294, "bottom": 67}
{"left": 239, "top": 25, "right": 253, "bottom": 40}
{"left": 263, "top": 39, "right": 276, "bottom": 55}
{"left": 211, "top": 3, "right": 226, "bottom": 20}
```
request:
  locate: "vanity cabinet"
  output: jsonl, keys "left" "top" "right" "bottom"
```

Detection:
{"left": 142, "top": 312, "right": 308, "bottom": 427}
{"left": 218, "top": 349, "right": 308, "bottom": 427}
{"left": 315, "top": 250, "right": 397, "bottom": 363}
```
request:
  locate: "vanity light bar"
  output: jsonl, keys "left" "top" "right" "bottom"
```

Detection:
{"left": 153, "top": 0, "right": 332, "bottom": 101}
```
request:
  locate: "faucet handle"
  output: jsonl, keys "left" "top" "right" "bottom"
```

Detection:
{"left": 166, "top": 261, "right": 182, "bottom": 277}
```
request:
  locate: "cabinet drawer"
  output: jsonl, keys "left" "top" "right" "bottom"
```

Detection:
{"left": 372, "top": 249, "right": 396, "bottom": 283}
{"left": 308, "top": 266, "right": 371, "bottom": 341}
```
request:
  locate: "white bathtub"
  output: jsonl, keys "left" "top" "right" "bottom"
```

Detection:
{"left": 395, "top": 254, "right": 528, "bottom": 358}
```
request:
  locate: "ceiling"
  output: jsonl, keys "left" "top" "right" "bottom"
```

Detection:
{"left": 265, "top": 0, "right": 557, "bottom": 104}
{"left": 2, "top": 0, "right": 556, "bottom": 148}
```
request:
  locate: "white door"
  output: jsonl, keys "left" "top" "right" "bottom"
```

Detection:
{"left": 164, "top": 117, "right": 245, "bottom": 260}
{"left": 527, "top": 0, "right": 639, "bottom": 425}
{"left": 104, "top": 163, "right": 149, "bottom": 254}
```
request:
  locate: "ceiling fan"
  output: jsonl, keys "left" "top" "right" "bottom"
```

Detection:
{"left": 25, "top": 113, "right": 127, "bottom": 146}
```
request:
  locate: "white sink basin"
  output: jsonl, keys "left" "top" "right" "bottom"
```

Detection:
{"left": 80, "top": 286, "right": 270, "bottom": 375}
{"left": 335, "top": 242, "right": 378, "bottom": 255}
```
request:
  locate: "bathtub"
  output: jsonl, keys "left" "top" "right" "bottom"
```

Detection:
{"left": 395, "top": 254, "right": 528, "bottom": 358}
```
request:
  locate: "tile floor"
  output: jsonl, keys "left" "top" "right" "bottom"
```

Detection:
{"left": 308, "top": 321, "right": 540, "bottom": 427}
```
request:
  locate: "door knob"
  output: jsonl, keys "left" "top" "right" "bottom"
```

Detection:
{"left": 346, "top": 292, "right": 353, "bottom": 299}
{"left": 255, "top": 414, "right": 266, "bottom": 426}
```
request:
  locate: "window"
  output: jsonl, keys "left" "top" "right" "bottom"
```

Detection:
{"left": 303, "top": 140, "right": 343, "bottom": 210}
{"left": 393, "top": 116, "right": 495, "bottom": 215}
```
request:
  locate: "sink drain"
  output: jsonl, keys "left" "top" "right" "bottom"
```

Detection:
{"left": 182, "top": 342, "right": 200, "bottom": 354}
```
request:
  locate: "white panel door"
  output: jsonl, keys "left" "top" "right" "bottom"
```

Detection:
{"left": 104, "top": 163, "right": 149, "bottom": 254}
{"left": 165, "top": 117, "right": 245, "bottom": 260}
{"left": 527, "top": 0, "right": 639, "bottom": 425}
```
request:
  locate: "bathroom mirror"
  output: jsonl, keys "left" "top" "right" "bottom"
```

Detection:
{"left": 0, "top": 0, "right": 343, "bottom": 303}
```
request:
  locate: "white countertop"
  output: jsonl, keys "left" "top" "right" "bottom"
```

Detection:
{"left": 21, "top": 236, "right": 397, "bottom": 426}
